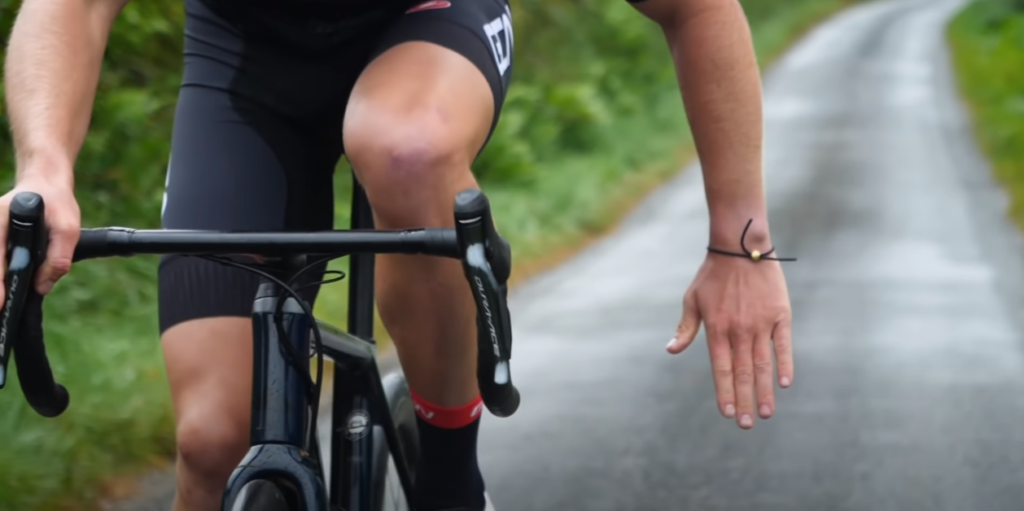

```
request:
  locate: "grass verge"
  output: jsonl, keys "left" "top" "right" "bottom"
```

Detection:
{"left": 0, "top": 1, "right": 864, "bottom": 509}
{"left": 948, "top": 0, "right": 1024, "bottom": 228}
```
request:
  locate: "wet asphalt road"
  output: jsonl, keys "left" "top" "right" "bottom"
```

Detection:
{"left": 107, "top": 0, "right": 1024, "bottom": 510}
{"left": 478, "top": 0, "right": 1024, "bottom": 510}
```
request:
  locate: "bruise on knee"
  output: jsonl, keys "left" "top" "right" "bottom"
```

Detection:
{"left": 346, "top": 108, "right": 477, "bottom": 229}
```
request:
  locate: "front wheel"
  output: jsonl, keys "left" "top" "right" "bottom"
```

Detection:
{"left": 373, "top": 370, "right": 420, "bottom": 511}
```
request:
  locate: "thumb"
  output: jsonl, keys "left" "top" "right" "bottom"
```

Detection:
{"left": 667, "top": 290, "right": 701, "bottom": 355}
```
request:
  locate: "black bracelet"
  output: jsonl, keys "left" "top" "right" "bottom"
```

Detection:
{"left": 706, "top": 219, "right": 797, "bottom": 262}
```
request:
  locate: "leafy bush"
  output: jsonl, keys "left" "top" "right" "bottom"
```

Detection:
{"left": 949, "top": 0, "right": 1024, "bottom": 227}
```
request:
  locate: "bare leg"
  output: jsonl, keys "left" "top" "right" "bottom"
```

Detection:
{"left": 163, "top": 318, "right": 253, "bottom": 511}
{"left": 344, "top": 41, "right": 494, "bottom": 408}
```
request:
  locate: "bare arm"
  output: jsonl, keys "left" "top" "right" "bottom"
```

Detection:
{"left": 629, "top": 0, "right": 793, "bottom": 431}
{"left": 6, "top": 0, "right": 129, "bottom": 184}
{"left": 0, "top": 0, "right": 129, "bottom": 299}
{"left": 630, "top": 0, "right": 768, "bottom": 251}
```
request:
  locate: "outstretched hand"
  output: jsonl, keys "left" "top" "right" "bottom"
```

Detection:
{"left": 667, "top": 253, "right": 793, "bottom": 430}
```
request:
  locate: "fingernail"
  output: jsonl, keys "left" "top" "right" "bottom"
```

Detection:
{"left": 724, "top": 404, "right": 736, "bottom": 418}
{"left": 739, "top": 414, "right": 753, "bottom": 428}
{"left": 666, "top": 337, "right": 677, "bottom": 351}
{"left": 760, "top": 404, "right": 772, "bottom": 418}
{"left": 780, "top": 376, "right": 791, "bottom": 387}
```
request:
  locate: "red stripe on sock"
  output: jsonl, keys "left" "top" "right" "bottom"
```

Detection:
{"left": 410, "top": 390, "right": 484, "bottom": 429}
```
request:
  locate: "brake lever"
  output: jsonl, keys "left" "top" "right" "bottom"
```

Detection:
{"left": 453, "top": 189, "right": 519, "bottom": 417}
{"left": 0, "top": 192, "right": 70, "bottom": 418}
{"left": 0, "top": 192, "right": 46, "bottom": 388}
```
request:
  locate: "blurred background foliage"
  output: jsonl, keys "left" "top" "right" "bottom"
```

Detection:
{"left": 0, "top": 0, "right": 861, "bottom": 508}
{"left": 949, "top": 0, "right": 1024, "bottom": 228}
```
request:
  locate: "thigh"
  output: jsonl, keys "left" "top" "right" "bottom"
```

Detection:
{"left": 159, "top": 84, "right": 335, "bottom": 334}
{"left": 159, "top": 4, "right": 341, "bottom": 429}
{"left": 342, "top": 0, "right": 515, "bottom": 188}
{"left": 373, "top": 0, "right": 515, "bottom": 135}
{"left": 161, "top": 1, "right": 346, "bottom": 334}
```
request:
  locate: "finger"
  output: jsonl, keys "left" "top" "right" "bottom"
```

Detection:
{"left": 667, "top": 289, "right": 701, "bottom": 354}
{"left": 773, "top": 318, "right": 794, "bottom": 388}
{"left": 36, "top": 222, "right": 79, "bottom": 295}
{"left": 0, "top": 197, "right": 9, "bottom": 308}
{"left": 707, "top": 326, "right": 736, "bottom": 419}
{"left": 731, "top": 330, "right": 756, "bottom": 430}
{"left": 754, "top": 330, "right": 775, "bottom": 419}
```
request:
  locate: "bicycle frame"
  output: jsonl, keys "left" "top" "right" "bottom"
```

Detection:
{"left": 1, "top": 184, "right": 521, "bottom": 511}
{"left": 221, "top": 179, "right": 413, "bottom": 511}
{"left": 326, "top": 179, "right": 415, "bottom": 509}
{"left": 221, "top": 277, "right": 327, "bottom": 511}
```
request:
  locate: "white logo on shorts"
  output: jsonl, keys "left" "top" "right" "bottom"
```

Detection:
{"left": 483, "top": 6, "right": 514, "bottom": 76}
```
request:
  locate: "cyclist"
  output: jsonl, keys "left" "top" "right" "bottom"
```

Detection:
{"left": 0, "top": 0, "right": 794, "bottom": 509}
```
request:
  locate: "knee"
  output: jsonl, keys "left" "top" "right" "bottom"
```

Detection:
{"left": 344, "top": 106, "right": 475, "bottom": 228}
{"left": 176, "top": 409, "right": 248, "bottom": 485}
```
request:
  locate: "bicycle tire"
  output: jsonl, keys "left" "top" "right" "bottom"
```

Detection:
{"left": 373, "top": 370, "right": 420, "bottom": 511}
{"left": 227, "top": 480, "right": 294, "bottom": 511}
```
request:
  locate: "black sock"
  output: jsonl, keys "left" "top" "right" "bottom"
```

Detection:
{"left": 411, "top": 416, "right": 486, "bottom": 511}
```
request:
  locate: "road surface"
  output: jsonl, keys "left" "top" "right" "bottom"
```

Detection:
{"left": 479, "top": 0, "right": 1024, "bottom": 510}
{"left": 108, "top": 0, "right": 1024, "bottom": 509}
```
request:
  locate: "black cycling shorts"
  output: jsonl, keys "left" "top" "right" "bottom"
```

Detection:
{"left": 158, "top": 0, "right": 515, "bottom": 334}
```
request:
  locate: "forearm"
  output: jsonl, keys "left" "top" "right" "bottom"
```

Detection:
{"left": 5, "top": 0, "right": 125, "bottom": 186}
{"left": 634, "top": 0, "right": 768, "bottom": 250}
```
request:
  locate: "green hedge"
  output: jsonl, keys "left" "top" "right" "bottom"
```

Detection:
{"left": 949, "top": 0, "right": 1024, "bottom": 227}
